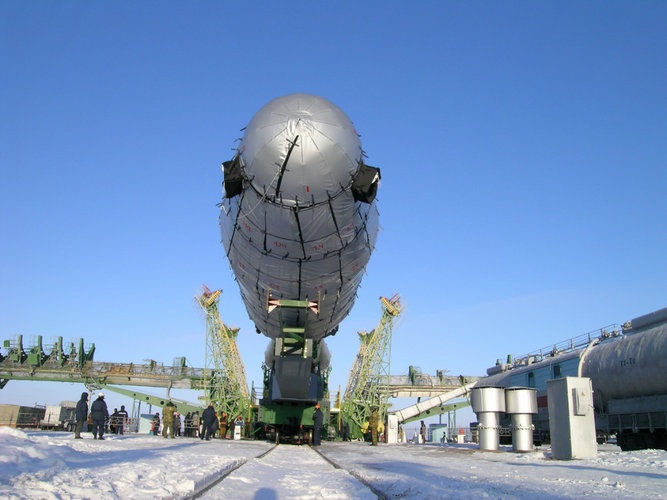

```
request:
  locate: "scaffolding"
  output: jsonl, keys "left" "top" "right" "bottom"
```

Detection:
{"left": 196, "top": 286, "right": 250, "bottom": 420}
{"left": 342, "top": 294, "right": 403, "bottom": 438}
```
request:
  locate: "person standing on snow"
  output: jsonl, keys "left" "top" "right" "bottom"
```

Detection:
{"left": 201, "top": 403, "right": 216, "bottom": 440}
{"left": 90, "top": 392, "right": 109, "bottom": 440}
{"left": 74, "top": 391, "right": 88, "bottom": 439}
{"left": 117, "top": 405, "right": 129, "bottom": 434}
{"left": 369, "top": 407, "right": 379, "bottom": 446}
{"left": 219, "top": 411, "right": 228, "bottom": 439}
{"left": 174, "top": 412, "right": 181, "bottom": 437}
{"left": 192, "top": 411, "right": 200, "bottom": 438}
{"left": 151, "top": 413, "right": 160, "bottom": 435}
{"left": 312, "top": 404, "right": 323, "bottom": 446}
{"left": 162, "top": 401, "right": 177, "bottom": 438}
{"left": 109, "top": 408, "right": 119, "bottom": 434}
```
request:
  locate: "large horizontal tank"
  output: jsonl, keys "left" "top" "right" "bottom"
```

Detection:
{"left": 580, "top": 307, "right": 667, "bottom": 405}
{"left": 478, "top": 307, "right": 667, "bottom": 403}
{"left": 219, "top": 93, "right": 380, "bottom": 340}
{"left": 476, "top": 306, "right": 667, "bottom": 450}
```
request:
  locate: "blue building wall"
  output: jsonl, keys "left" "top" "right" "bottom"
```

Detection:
{"left": 507, "top": 356, "right": 580, "bottom": 391}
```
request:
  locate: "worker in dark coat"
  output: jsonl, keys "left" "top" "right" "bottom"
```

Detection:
{"left": 151, "top": 413, "right": 160, "bottom": 435}
{"left": 200, "top": 402, "right": 216, "bottom": 440}
{"left": 174, "top": 412, "right": 181, "bottom": 437}
{"left": 342, "top": 421, "right": 350, "bottom": 441}
{"left": 109, "top": 409, "right": 119, "bottom": 434}
{"left": 312, "top": 404, "right": 323, "bottom": 446}
{"left": 74, "top": 391, "right": 88, "bottom": 439}
{"left": 90, "top": 392, "right": 109, "bottom": 440}
{"left": 117, "top": 405, "right": 129, "bottom": 434}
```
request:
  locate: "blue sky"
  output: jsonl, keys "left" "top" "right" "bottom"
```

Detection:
{"left": 1, "top": 2, "right": 665, "bottom": 423}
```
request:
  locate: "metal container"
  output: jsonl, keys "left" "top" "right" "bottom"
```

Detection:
{"left": 0, "top": 405, "right": 45, "bottom": 428}
{"left": 471, "top": 386, "right": 506, "bottom": 413}
{"left": 471, "top": 387, "right": 506, "bottom": 450}
{"left": 505, "top": 387, "right": 537, "bottom": 452}
{"left": 506, "top": 387, "right": 538, "bottom": 414}
{"left": 581, "top": 325, "right": 667, "bottom": 405}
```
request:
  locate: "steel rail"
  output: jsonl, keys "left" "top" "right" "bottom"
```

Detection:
{"left": 186, "top": 444, "right": 277, "bottom": 499}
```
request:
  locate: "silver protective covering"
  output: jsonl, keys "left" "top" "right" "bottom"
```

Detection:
{"left": 263, "top": 339, "right": 331, "bottom": 372}
{"left": 219, "top": 94, "right": 379, "bottom": 341}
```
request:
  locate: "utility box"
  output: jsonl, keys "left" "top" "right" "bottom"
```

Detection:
{"left": 386, "top": 414, "right": 398, "bottom": 444}
{"left": 547, "top": 377, "right": 597, "bottom": 460}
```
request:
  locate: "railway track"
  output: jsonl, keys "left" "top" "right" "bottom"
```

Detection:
{"left": 187, "top": 444, "right": 277, "bottom": 499}
{"left": 311, "top": 446, "right": 389, "bottom": 500}
{"left": 187, "top": 444, "right": 385, "bottom": 499}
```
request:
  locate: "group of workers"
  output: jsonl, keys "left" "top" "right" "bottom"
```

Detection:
{"left": 199, "top": 402, "right": 245, "bottom": 440}
{"left": 74, "top": 393, "right": 384, "bottom": 446}
{"left": 74, "top": 391, "right": 112, "bottom": 440}
{"left": 74, "top": 392, "right": 246, "bottom": 441}
{"left": 149, "top": 401, "right": 245, "bottom": 440}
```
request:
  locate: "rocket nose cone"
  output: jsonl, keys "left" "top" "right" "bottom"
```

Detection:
{"left": 240, "top": 94, "right": 362, "bottom": 205}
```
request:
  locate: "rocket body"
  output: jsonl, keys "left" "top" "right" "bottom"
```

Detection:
{"left": 219, "top": 94, "right": 380, "bottom": 341}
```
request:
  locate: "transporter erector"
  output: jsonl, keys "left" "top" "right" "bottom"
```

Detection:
{"left": 219, "top": 94, "right": 380, "bottom": 442}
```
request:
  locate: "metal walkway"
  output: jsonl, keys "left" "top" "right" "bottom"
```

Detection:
{"left": 0, "top": 335, "right": 205, "bottom": 390}
{"left": 391, "top": 381, "right": 479, "bottom": 424}
{"left": 0, "top": 359, "right": 206, "bottom": 389}
{"left": 379, "top": 365, "right": 482, "bottom": 398}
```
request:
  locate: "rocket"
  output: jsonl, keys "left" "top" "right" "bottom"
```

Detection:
{"left": 219, "top": 93, "right": 380, "bottom": 341}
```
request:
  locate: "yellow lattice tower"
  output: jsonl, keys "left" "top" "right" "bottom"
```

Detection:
{"left": 196, "top": 286, "right": 250, "bottom": 419}
{"left": 342, "top": 294, "right": 403, "bottom": 438}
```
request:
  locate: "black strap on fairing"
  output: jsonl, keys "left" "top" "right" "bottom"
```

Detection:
{"left": 274, "top": 135, "right": 299, "bottom": 197}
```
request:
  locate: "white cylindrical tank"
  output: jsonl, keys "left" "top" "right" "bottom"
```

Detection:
{"left": 471, "top": 387, "right": 506, "bottom": 451}
{"left": 505, "top": 387, "right": 537, "bottom": 452}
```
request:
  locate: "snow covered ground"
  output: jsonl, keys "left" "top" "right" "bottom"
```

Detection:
{"left": 319, "top": 441, "right": 666, "bottom": 499}
{"left": 0, "top": 427, "right": 665, "bottom": 499}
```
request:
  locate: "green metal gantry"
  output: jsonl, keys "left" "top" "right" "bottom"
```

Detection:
{"left": 1, "top": 335, "right": 95, "bottom": 370}
{"left": 0, "top": 335, "right": 205, "bottom": 389}
{"left": 342, "top": 294, "right": 403, "bottom": 439}
{"left": 196, "top": 286, "right": 250, "bottom": 420}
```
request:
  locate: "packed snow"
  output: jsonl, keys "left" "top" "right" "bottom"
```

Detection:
{"left": 0, "top": 428, "right": 665, "bottom": 499}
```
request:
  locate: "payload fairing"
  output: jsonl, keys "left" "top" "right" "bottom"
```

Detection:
{"left": 219, "top": 94, "right": 380, "bottom": 343}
